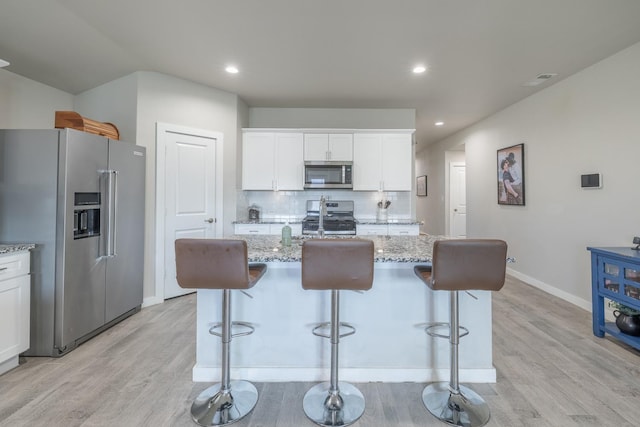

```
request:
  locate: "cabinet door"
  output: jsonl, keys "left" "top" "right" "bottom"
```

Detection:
{"left": 268, "top": 223, "right": 302, "bottom": 236}
{"left": 356, "top": 224, "right": 388, "bottom": 235}
{"left": 328, "top": 134, "right": 353, "bottom": 161}
{"left": 0, "top": 274, "right": 30, "bottom": 361}
{"left": 235, "top": 224, "right": 270, "bottom": 235}
{"left": 275, "top": 133, "right": 304, "bottom": 190}
{"left": 243, "top": 133, "right": 276, "bottom": 190}
{"left": 353, "top": 133, "right": 382, "bottom": 191}
{"left": 387, "top": 224, "right": 419, "bottom": 236}
{"left": 304, "top": 134, "right": 329, "bottom": 161}
{"left": 381, "top": 134, "right": 412, "bottom": 191}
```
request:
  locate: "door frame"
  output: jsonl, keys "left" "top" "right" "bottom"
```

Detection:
{"left": 154, "top": 123, "right": 224, "bottom": 303}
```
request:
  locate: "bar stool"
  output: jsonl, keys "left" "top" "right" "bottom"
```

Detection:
{"left": 175, "top": 238, "right": 267, "bottom": 427}
{"left": 301, "top": 239, "right": 375, "bottom": 427}
{"left": 414, "top": 239, "right": 507, "bottom": 427}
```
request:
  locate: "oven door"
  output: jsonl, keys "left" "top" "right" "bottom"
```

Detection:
{"left": 304, "top": 162, "right": 352, "bottom": 189}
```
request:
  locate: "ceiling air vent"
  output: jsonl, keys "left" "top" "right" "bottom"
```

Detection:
{"left": 523, "top": 73, "right": 558, "bottom": 87}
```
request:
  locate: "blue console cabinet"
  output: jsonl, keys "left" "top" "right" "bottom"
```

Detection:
{"left": 588, "top": 247, "right": 640, "bottom": 350}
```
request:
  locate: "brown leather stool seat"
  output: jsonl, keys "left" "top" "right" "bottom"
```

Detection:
{"left": 414, "top": 239, "right": 508, "bottom": 427}
{"left": 175, "top": 238, "right": 266, "bottom": 427}
{"left": 301, "top": 239, "right": 374, "bottom": 427}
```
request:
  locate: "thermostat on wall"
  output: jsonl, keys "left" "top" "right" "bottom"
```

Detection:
{"left": 581, "top": 173, "right": 602, "bottom": 189}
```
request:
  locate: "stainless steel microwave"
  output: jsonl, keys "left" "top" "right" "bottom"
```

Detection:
{"left": 304, "top": 161, "right": 353, "bottom": 189}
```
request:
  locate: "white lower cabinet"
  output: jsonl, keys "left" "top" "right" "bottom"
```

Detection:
{"left": 357, "top": 224, "right": 419, "bottom": 236}
{"left": 235, "top": 223, "right": 302, "bottom": 236}
{"left": 387, "top": 224, "right": 419, "bottom": 236}
{"left": 0, "top": 251, "right": 30, "bottom": 375}
{"left": 269, "top": 223, "right": 302, "bottom": 236}
{"left": 356, "top": 224, "right": 388, "bottom": 236}
{"left": 234, "top": 224, "right": 270, "bottom": 235}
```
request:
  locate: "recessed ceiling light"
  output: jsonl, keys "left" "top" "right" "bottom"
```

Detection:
{"left": 225, "top": 65, "right": 239, "bottom": 74}
{"left": 435, "top": 121, "right": 444, "bottom": 126}
{"left": 412, "top": 65, "right": 427, "bottom": 74}
{"left": 0, "top": 59, "right": 9, "bottom": 68}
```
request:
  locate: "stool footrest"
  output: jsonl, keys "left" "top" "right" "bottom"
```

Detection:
{"left": 312, "top": 322, "right": 356, "bottom": 339}
{"left": 209, "top": 321, "right": 255, "bottom": 338}
{"left": 424, "top": 322, "right": 469, "bottom": 339}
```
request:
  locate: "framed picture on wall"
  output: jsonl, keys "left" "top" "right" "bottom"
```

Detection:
{"left": 497, "top": 143, "right": 525, "bottom": 205}
{"left": 417, "top": 175, "right": 427, "bottom": 196}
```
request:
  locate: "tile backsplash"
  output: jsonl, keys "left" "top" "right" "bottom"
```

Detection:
{"left": 237, "top": 190, "right": 413, "bottom": 221}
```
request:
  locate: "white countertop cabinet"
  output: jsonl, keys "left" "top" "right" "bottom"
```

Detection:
{"left": 242, "top": 131, "right": 304, "bottom": 191}
{"left": 234, "top": 224, "right": 271, "bottom": 235}
{"left": 0, "top": 251, "right": 30, "bottom": 375}
{"left": 303, "top": 133, "right": 353, "bottom": 161}
{"left": 353, "top": 133, "right": 412, "bottom": 191}
{"left": 356, "top": 224, "right": 389, "bottom": 236}
{"left": 387, "top": 224, "right": 420, "bottom": 236}
{"left": 356, "top": 223, "right": 420, "bottom": 236}
{"left": 234, "top": 223, "right": 302, "bottom": 236}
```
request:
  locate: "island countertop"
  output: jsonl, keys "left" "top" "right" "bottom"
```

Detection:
{"left": 225, "top": 234, "right": 444, "bottom": 263}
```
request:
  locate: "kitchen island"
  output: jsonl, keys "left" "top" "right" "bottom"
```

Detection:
{"left": 192, "top": 235, "right": 496, "bottom": 384}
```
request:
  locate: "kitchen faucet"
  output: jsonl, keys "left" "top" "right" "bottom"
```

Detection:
{"left": 318, "top": 195, "right": 326, "bottom": 238}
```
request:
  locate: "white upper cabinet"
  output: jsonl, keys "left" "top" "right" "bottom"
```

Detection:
{"left": 353, "top": 132, "right": 412, "bottom": 191}
{"left": 304, "top": 133, "right": 353, "bottom": 161}
{"left": 242, "top": 131, "right": 304, "bottom": 191}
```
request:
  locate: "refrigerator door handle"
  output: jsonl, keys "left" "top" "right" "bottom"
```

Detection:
{"left": 102, "top": 169, "right": 118, "bottom": 258}
{"left": 111, "top": 170, "right": 119, "bottom": 257}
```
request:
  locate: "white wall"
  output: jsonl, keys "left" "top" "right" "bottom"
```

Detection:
{"left": 74, "top": 73, "right": 138, "bottom": 142}
{"left": 418, "top": 41, "right": 640, "bottom": 309}
{"left": 249, "top": 107, "right": 416, "bottom": 129}
{"left": 0, "top": 70, "right": 73, "bottom": 128}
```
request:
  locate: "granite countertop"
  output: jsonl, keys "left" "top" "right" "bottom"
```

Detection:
{"left": 227, "top": 234, "right": 444, "bottom": 263}
{"left": 0, "top": 243, "right": 35, "bottom": 255}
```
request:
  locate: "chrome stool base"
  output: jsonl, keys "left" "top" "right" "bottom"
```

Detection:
{"left": 422, "top": 382, "right": 490, "bottom": 427}
{"left": 191, "top": 380, "right": 258, "bottom": 426}
{"left": 303, "top": 381, "right": 365, "bottom": 427}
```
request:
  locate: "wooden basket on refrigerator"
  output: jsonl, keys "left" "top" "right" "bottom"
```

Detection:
{"left": 54, "top": 111, "right": 120, "bottom": 140}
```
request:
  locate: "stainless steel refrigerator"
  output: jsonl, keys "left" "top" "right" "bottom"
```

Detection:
{"left": 0, "top": 129, "right": 145, "bottom": 356}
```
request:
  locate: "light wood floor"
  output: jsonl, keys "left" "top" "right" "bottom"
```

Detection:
{"left": 1, "top": 276, "right": 640, "bottom": 427}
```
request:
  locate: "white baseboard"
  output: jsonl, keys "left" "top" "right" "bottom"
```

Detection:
{"left": 192, "top": 364, "right": 496, "bottom": 384}
{"left": 507, "top": 268, "right": 591, "bottom": 312}
{"left": 142, "top": 296, "right": 163, "bottom": 308}
{"left": 0, "top": 355, "right": 19, "bottom": 376}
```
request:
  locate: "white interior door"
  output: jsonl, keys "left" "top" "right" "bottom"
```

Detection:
{"left": 163, "top": 130, "right": 218, "bottom": 299}
{"left": 449, "top": 162, "right": 467, "bottom": 238}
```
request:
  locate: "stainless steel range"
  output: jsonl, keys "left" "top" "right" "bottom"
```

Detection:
{"left": 302, "top": 200, "right": 356, "bottom": 235}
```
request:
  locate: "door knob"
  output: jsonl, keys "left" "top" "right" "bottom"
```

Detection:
{"left": 204, "top": 218, "right": 214, "bottom": 223}
{"left": 454, "top": 209, "right": 458, "bottom": 212}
